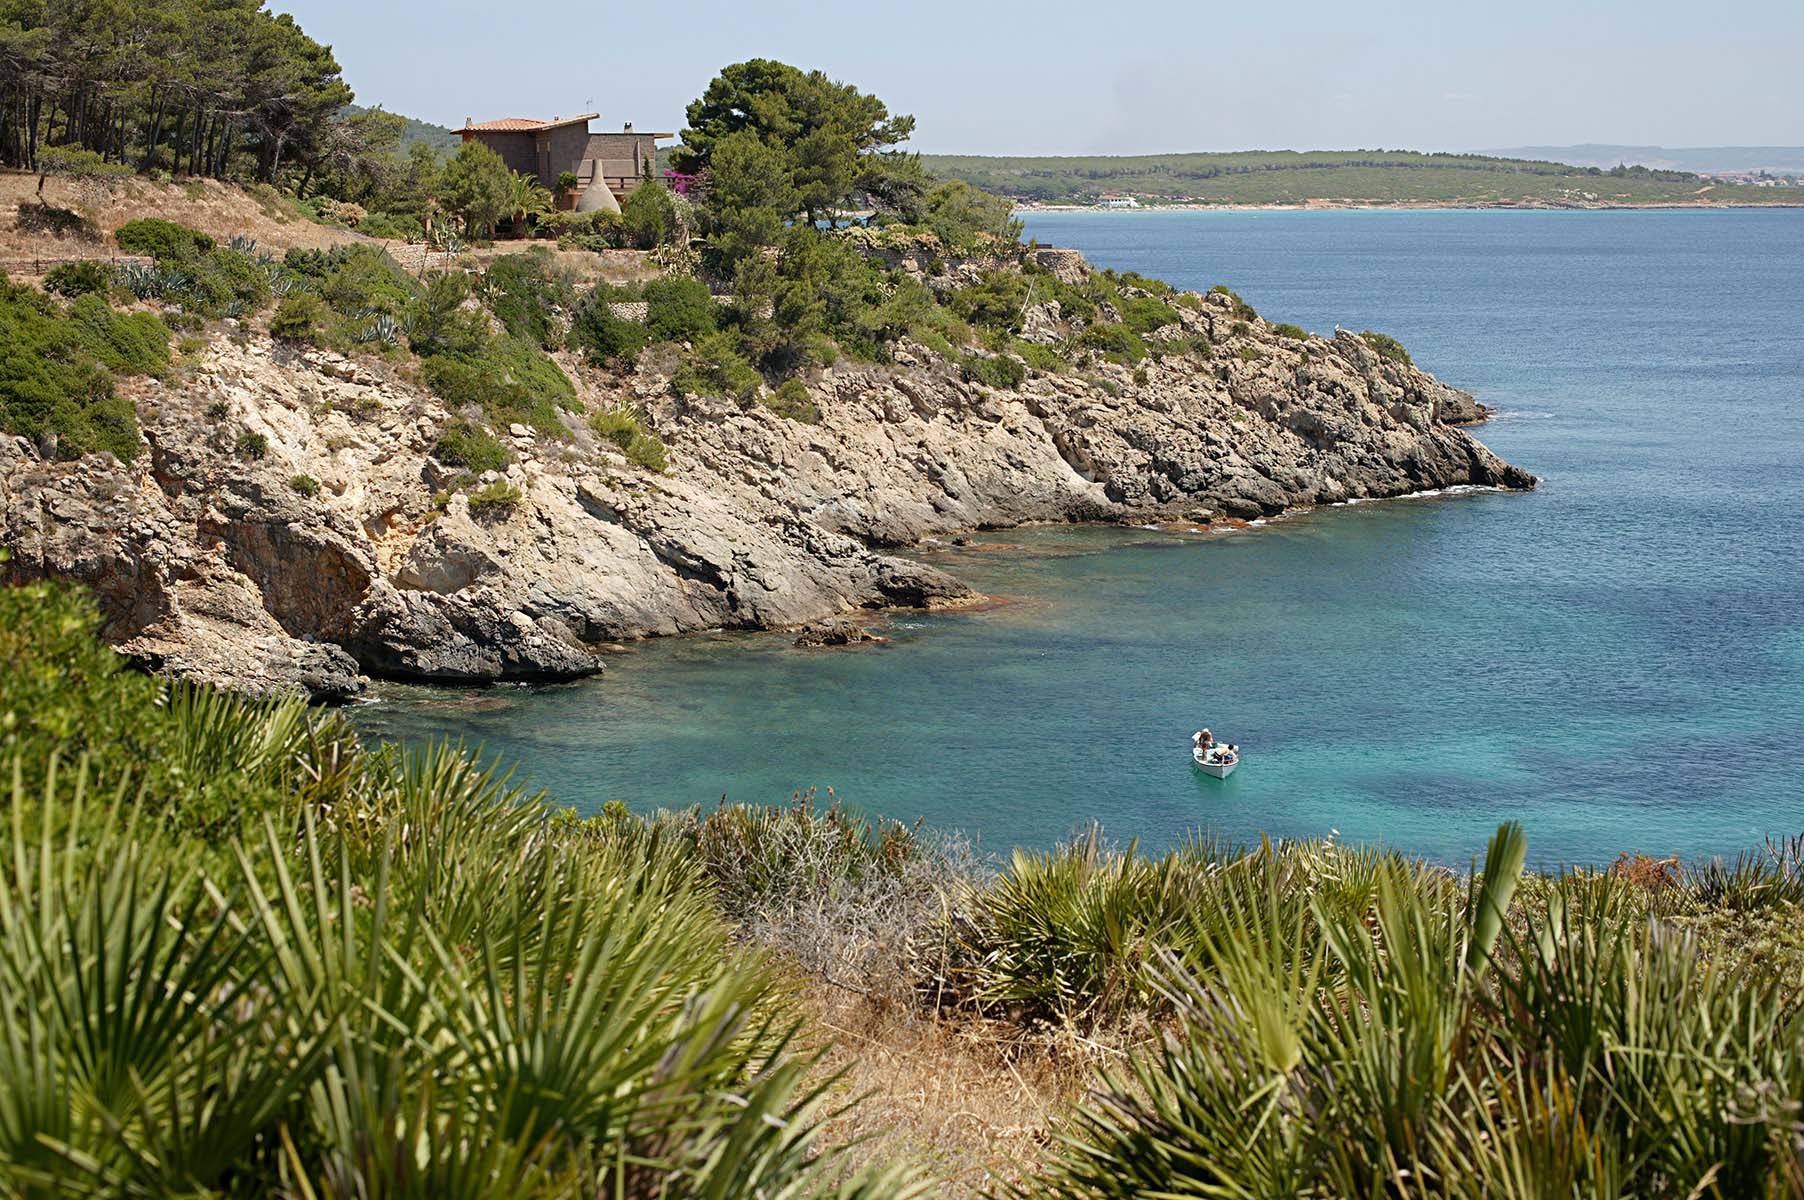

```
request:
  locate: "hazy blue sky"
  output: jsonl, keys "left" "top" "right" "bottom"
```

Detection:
{"left": 281, "top": 0, "right": 1804, "bottom": 154}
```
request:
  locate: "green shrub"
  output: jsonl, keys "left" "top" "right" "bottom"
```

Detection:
{"left": 568, "top": 286, "right": 651, "bottom": 364}
{"left": 269, "top": 293, "right": 329, "bottom": 344}
{"left": 0, "top": 280, "right": 140, "bottom": 461}
{"left": 433, "top": 415, "right": 510, "bottom": 471}
{"left": 319, "top": 246, "right": 418, "bottom": 318}
{"left": 465, "top": 478, "right": 523, "bottom": 514}
{"left": 288, "top": 473, "right": 321, "bottom": 496}
{"left": 1172, "top": 333, "right": 1214, "bottom": 359}
{"left": 1077, "top": 322, "right": 1148, "bottom": 364}
{"left": 549, "top": 208, "right": 630, "bottom": 251}
{"left": 643, "top": 275, "right": 718, "bottom": 342}
{"left": 1360, "top": 329, "right": 1414, "bottom": 366}
{"left": 590, "top": 405, "right": 669, "bottom": 471}
{"left": 171, "top": 247, "right": 272, "bottom": 316}
{"left": 0, "top": 579, "right": 342, "bottom": 836}
{"left": 482, "top": 249, "right": 571, "bottom": 346}
{"left": 671, "top": 331, "right": 764, "bottom": 405}
{"left": 281, "top": 244, "right": 357, "bottom": 280}
{"left": 1117, "top": 270, "right": 1175, "bottom": 297}
{"left": 422, "top": 336, "right": 574, "bottom": 434}
{"left": 1209, "top": 283, "right": 1257, "bottom": 320}
{"left": 68, "top": 294, "right": 169, "bottom": 375}
{"left": 1236, "top": 346, "right": 1266, "bottom": 361}
{"left": 764, "top": 377, "right": 820, "bottom": 423}
{"left": 947, "top": 270, "right": 1029, "bottom": 333}
{"left": 353, "top": 210, "right": 422, "bottom": 240}
{"left": 959, "top": 350, "right": 1026, "bottom": 390}
{"left": 1272, "top": 322, "right": 1310, "bottom": 341}
{"left": 234, "top": 430, "right": 268, "bottom": 459}
{"left": 1113, "top": 293, "right": 1182, "bottom": 337}
{"left": 620, "top": 181, "right": 681, "bottom": 248}
{"left": 624, "top": 433, "right": 668, "bottom": 471}
{"left": 402, "top": 271, "right": 489, "bottom": 357}
{"left": 922, "top": 179, "right": 1022, "bottom": 250}
{"left": 42, "top": 259, "right": 112, "bottom": 297}
{"left": 114, "top": 217, "right": 215, "bottom": 261}
{"left": 1014, "top": 340, "right": 1069, "bottom": 374}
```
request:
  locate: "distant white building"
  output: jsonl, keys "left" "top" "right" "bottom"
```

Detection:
{"left": 1097, "top": 193, "right": 1141, "bottom": 209}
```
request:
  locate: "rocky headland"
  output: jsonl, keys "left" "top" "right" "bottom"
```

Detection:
{"left": 1, "top": 245, "right": 1532, "bottom": 698}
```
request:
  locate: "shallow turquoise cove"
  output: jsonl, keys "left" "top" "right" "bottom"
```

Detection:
{"left": 353, "top": 208, "right": 1804, "bottom": 866}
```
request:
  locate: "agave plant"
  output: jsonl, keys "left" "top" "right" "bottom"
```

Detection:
{"left": 116, "top": 262, "right": 165, "bottom": 299}
{"left": 349, "top": 313, "right": 402, "bottom": 346}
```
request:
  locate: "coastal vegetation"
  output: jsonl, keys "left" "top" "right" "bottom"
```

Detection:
{"left": 0, "top": 278, "right": 164, "bottom": 460}
{"left": 7, "top": 580, "right": 1804, "bottom": 1194}
{"left": 921, "top": 149, "right": 1804, "bottom": 207}
{"left": 0, "top": 579, "right": 917, "bottom": 1196}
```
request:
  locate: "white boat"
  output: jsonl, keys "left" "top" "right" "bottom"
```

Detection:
{"left": 1192, "top": 743, "right": 1239, "bottom": 779}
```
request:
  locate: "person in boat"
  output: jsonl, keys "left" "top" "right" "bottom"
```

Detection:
{"left": 1195, "top": 728, "right": 1214, "bottom": 752}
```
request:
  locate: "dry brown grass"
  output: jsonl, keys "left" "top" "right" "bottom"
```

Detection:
{"left": 1, "top": 169, "right": 664, "bottom": 291}
{"left": 0, "top": 169, "right": 368, "bottom": 269}
{"left": 796, "top": 980, "right": 1127, "bottom": 1196}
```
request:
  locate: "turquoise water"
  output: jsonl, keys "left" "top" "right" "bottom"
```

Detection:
{"left": 354, "top": 209, "right": 1804, "bottom": 866}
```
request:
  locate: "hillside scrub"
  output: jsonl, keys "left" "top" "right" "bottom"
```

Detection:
{"left": 1362, "top": 328, "right": 1415, "bottom": 365}
{"left": 433, "top": 414, "right": 511, "bottom": 471}
{"left": 0, "top": 279, "right": 162, "bottom": 460}
{"left": 590, "top": 404, "right": 670, "bottom": 471}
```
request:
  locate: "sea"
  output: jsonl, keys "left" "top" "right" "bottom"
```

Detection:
{"left": 352, "top": 208, "right": 1804, "bottom": 867}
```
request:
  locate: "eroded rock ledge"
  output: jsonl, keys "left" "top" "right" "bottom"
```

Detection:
{"left": 1, "top": 282, "right": 1532, "bottom": 698}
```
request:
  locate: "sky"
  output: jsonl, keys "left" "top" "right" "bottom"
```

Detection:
{"left": 279, "top": 0, "right": 1804, "bottom": 155}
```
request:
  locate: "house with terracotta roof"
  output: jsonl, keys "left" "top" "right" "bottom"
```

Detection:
{"left": 460, "top": 114, "right": 673, "bottom": 213}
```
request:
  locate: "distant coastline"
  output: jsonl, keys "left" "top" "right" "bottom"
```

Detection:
{"left": 1015, "top": 198, "right": 1804, "bottom": 214}
{"left": 925, "top": 148, "right": 1804, "bottom": 210}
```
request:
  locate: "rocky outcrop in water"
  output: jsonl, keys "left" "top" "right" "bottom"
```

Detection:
{"left": 1, "top": 264, "right": 1532, "bottom": 698}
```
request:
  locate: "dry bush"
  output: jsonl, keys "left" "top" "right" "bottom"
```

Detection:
{"left": 798, "top": 983, "right": 1121, "bottom": 1198}
{"left": 1609, "top": 849, "right": 1682, "bottom": 892}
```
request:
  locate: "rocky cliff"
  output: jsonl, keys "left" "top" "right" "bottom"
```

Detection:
{"left": 1, "top": 259, "right": 1532, "bottom": 698}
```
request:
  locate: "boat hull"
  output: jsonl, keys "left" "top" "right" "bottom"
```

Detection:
{"left": 1192, "top": 750, "right": 1238, "bottom": 778}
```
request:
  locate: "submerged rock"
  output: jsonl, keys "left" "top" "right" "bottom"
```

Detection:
{"left": 794, "top": 620, "right": 888, "bottom": 648}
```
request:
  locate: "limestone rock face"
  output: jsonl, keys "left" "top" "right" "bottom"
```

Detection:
{"left": 1, "top": 266, "right": 1534, "bottom": 699}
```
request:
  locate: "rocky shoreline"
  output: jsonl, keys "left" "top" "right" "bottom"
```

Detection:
{"left": 2, "top": 256, "right": 1533, "bottom": 699}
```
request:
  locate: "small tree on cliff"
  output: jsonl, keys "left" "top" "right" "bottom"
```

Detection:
{"left": 703, "top": 131, "right": 797, "bottom": 269}
{"left": 675, "top": 58, "right": 917, "bottom": 226}
{"left": 438, "top": 141, "right": 513, "bottom": 238}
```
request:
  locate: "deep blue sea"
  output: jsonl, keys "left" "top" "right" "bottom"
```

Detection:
{"left": 355, "top": 209, "right": 1804, "bottom": 867}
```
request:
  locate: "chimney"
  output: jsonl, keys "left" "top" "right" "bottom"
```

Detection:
{"left": 624, "top": 121, "right": 633, "bottom": 132}
{"left": 464, "top": 117, "right": 473, "bottom": 128}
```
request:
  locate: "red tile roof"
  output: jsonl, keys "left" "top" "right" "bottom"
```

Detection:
{"left": 463, "top": 113, "right": 600, "bottom": 134}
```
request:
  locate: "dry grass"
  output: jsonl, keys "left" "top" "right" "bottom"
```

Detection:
{"left": 369, "top": 241, "right": 662, "bottom": 288}
{"left": 0, "top": 170, "right": 367, "bottom": 269}
{"left": 797, "top": 981, "right": 1114, "bottom": 1196}
{"left": 1, "top": 169, "right": 662, "bottom": 291}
